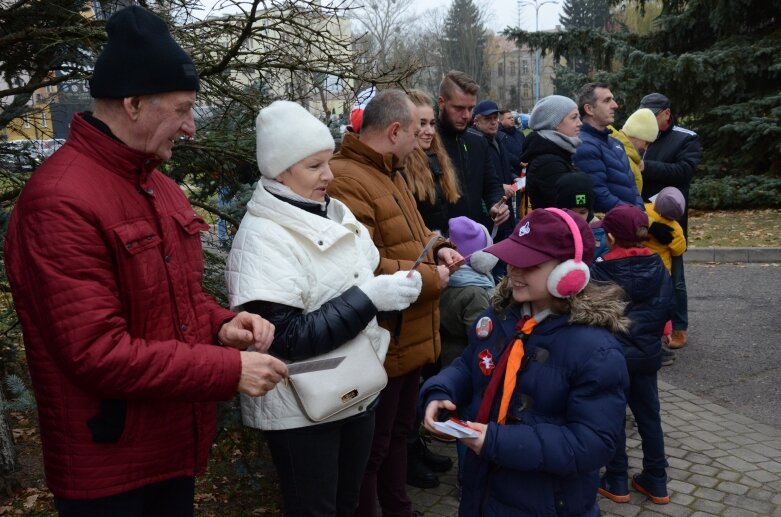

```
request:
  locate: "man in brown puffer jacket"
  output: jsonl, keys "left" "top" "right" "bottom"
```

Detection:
{"left": 329, "top": 89, "right": 463, "bottom": 517}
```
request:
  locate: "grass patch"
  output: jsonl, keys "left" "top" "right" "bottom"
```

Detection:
{"left": 688, "top": 209, "right": 781, "bottom": 247}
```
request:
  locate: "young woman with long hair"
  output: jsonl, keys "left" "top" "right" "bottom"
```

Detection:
{"left": 404, "top": 89, "right": 461, "bottom": 235}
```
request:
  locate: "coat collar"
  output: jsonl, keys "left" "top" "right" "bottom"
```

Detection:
{"left": 339, "top": 132, "right": 399, "bottom": 176}
{"left": 246, "top": 182, "right": 361, "bottom": 251}
{"left": 581, "top": 121, "right": 612, "bottom": 141}
{"left": 69, "top": 113, "right": 162, "bottom": 186}
{"left": 609, "top": 125, "right": 641, "bottom": 163}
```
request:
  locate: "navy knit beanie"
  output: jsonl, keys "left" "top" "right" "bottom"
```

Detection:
{"left": 89, "top": 6, "right": 200, "bottom": 98}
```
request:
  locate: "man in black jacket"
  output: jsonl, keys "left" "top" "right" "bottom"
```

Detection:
{"left": 436, "top": 71, "right": 508, "bottom": 231}
{"left": 468, "top": 100, "right": 517, "bottom": 242}
{"left": 499, "top": 109, "right": 525, "bottom": 176}
{"left": 639, "top": 93, "right": 702, "bottom": 351}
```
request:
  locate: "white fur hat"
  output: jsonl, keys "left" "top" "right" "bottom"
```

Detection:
{"left": 255, "top": 100, "right": 335, "bottom": 179}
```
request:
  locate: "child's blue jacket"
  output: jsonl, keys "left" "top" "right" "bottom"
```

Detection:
{"left": 420, "top": 305, "right": 629, "bottom": 516}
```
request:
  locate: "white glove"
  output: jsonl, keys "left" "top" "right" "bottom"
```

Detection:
{"left": 359, "top": 270, "right": 422, "bottom": 311}
{"left": 469, "top": 250, "right": 499, "bottom": 275}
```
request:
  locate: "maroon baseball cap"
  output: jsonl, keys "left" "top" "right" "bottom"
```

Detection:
{"left": 484, "top": 208, "right": 596, "bottom": 268}
{"left": 602, "top": 204, "right": 649, "bottom": 243}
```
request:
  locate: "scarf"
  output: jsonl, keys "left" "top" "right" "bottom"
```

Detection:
{"left": 537, "top": 129, "right": 581, "bottom": 154}
{"left": 447, "top": 265, "right": 495, "bottom": 290}
{"left": 475, "top": 307, "right": 552, "bottom": 424}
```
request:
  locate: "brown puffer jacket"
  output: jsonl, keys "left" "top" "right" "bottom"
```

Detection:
{"left": 329, "top": 133, "right": 443, "bottom": 377}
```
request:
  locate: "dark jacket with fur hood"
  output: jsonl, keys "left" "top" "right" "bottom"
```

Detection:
{"left": 419, "top": 282, "right": 630, "bottom": 516}
{"left": 590, "top": 247, "right": 674, "bottom": 373}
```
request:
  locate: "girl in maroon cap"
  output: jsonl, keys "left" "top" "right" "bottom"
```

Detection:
{"left": 419, "top": 208, "right": 631, "bottom": 516}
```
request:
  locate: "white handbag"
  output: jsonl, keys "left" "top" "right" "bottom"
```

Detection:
{"left": 288, "top": 333, "right": 388, "bottom": 422}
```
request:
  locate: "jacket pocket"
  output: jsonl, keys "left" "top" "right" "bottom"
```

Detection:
{"left": 114, "top": 220, "right": 162, "bottom": 255}
{"left": 112, "top": 220, "right": 166, "bottom": 296}
{"left": 87, "top": 399, "right": 127, "bottom": 443}
{"left": 172, "top": 208, "right": 210, "bottom": 236}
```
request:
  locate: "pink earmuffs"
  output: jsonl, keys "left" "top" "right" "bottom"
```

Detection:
{"left": 544, "top": 208, "right": 590, "bottom": 298}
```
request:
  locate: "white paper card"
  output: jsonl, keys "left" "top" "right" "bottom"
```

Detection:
{"left": 432, "top": 418, "right": 479, "bottom": 439}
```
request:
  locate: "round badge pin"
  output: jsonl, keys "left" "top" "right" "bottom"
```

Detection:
{"left": 475, "top": 316, "right": 493, "bottom": 339}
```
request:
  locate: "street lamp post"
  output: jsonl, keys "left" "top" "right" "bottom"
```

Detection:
{"left": 519, "top": 0, "right": 558, "bottom": 105}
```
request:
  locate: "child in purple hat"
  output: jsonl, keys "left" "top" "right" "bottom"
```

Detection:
{"left": 644, "top": 187, "right": 687, "bottom": 353}
{"left": 436, "top": 216, "right": 497, "bottom": 486}
{"left": 440, "top": 216, "right": 497, "bottom": 366}
{"left": 645, "top": 187, "right": 687, "bottom": 273}
{"left": 591, "top": 204, "right": 674, "bottom": 505}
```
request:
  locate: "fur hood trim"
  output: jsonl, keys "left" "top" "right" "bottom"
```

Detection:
{"left": 491, "top": 279, "right": 630, "bottom": 334}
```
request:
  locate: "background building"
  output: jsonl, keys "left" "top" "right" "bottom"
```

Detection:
{"left": 485, "top": 33, "right": 557, "bottom": 113}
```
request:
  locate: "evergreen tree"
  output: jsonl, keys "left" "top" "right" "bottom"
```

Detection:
{"left": 559, "top": 0, "right": 611, "bottom": 30}
{"left": 507, "top": 0, "right": 781, "bottom": 177}
{"left": 556, "top": 0, "right": 614, "bottom": 79}
{"left": 441, "top": 0, "right": 489, "bottom": 86}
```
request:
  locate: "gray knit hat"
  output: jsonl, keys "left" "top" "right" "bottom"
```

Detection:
{"left": 529, "top": 95, "right": 578, "bottom": 131}
{"left": 653, "top": 187, "right": 686, "bottom": 220}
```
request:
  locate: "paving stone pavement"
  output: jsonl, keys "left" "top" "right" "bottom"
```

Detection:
{"left": 408, "top": 380, "right": 781, "bottom": 516}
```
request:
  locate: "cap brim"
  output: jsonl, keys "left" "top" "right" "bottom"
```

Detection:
{"left": 644, "top": 106, "right": 668, "bottom": 115}
{"left": 484, "top": 238, "right": 554, "bottom": 269}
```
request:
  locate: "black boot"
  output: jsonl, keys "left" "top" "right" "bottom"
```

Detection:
{"left": 410, "top": 434, "right": 453, "bottom": 473}
{"left": 406, "top": 449, "right": 440, "bottom": 488}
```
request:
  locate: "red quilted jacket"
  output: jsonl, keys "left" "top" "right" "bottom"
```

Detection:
{"left": 4, "top": 114, "right": 243, "bottom": 499}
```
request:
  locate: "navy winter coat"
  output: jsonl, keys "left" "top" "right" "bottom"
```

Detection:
{"left": 591, "top": 248, "right": 674, "bottom": 373}
{"left": 574, "top": 123, "right": 644, "bottom": 212}
{"left": 498, "top": 125, "right": 525, "bottom": 174}
{"left": 419, "top": 305, "right": 628, "bottom": 516}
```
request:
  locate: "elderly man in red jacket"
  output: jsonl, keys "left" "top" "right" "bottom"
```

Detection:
{"left": 4, "top": 6, "right": 287, "bottom": 516}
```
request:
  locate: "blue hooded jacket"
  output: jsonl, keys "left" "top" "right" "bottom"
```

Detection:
{"left": 590, "top": 248, "right": 674, "bottom": 373}
{"left": 419, "top": 301, "right": 628, "bottom": 516}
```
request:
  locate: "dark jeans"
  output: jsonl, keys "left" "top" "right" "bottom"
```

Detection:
{"left": 54, "top": 476, "right": 194, "bottom": 517}
{"left": 265, "top": 411, "right": 375, "bottom": 517}
{"left": 356, "top": 369, "right": 421, "bottom": 517}
{"left": 671, "top": 254, "right": 688, "bottom": 330}
{"left": 606, "top": 371, "right": 668, "bottom": 479}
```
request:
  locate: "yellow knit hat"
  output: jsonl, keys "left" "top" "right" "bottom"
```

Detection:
{"left": 622, "top": 108, "right": 659, "bottom": 143}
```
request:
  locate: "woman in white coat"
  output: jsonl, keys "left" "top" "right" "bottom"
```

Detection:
{"left": 225, "top": 101, "right": 422, "bottom": 517}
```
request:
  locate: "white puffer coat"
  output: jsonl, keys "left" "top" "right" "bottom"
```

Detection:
{"left": 226, "top": 184, "right": 390, "bottom": 430}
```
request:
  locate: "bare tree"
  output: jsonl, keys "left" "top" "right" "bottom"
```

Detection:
{"left": 350, "top": 0, "right": 415, "bottom": 73}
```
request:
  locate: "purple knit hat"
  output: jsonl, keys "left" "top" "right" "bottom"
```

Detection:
{"left": 448, "top": 216, "right": 492, "bottom": 258}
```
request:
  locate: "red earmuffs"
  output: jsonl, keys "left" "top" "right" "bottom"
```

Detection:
{"left": 544, "top": 208, "right": 590, "bottom": 298}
